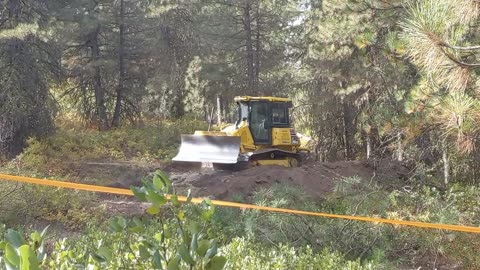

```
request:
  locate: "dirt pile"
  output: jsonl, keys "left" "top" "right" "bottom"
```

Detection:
{"left": 101, "top": 158, "right": 411, "bottom": 201}
{"left": 168, "top": 160, "right": 377, "bottom": 200}
{"left": 98, "top": 159, "right": 410, "bottom": 216}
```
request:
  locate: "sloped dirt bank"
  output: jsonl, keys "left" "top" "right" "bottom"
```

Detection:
{"left": 167, "top": 159, "right": 410, "bottom": 201}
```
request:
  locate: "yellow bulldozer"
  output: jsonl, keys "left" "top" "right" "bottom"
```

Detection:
{"left": 173, "top": 96, "right": 311, "bottom": 170}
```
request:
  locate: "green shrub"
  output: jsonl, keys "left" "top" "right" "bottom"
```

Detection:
{"left": 221, "top": 238, "right": 382, "bottom": 270}
{"left": 212, "top": 178, "right": 480, "bottom": 268}
{"left": 212, "top": 182, "right": 391, "bottom": 262}
{"left": 0, "top": 171, "right": 226, "bottom": 270}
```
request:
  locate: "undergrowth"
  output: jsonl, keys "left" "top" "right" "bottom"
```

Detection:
{"left": 0, "top": 172, "right": 380, "bottom": 270}
{"left": 0, "top": 181, "right": 99, "bottom": 230}
{"left": 211, "top": 178, "right": 480, "bottom": 269}
{"left": 10, "top": 118, "right": 208, "bottom": 175}
{"left": 1, "top": 120, "right": 479, "bottom": 269}
{"left": 0, "top": 119, "right": 208, "bottom": 232}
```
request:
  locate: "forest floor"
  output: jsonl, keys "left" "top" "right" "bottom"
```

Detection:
{"left": 85, "top": 158, "right": 412, "bottom": 218}
{"left": 3, "top": 150, "right": 469, "bottom": 269}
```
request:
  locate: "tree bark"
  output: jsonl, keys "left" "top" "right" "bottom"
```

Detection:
{"left": 254, "top": 2, "right": 261, "bottom": 92}
{"left": 89, "top": 25, "right": 109, "bottom": 130}
{"left": 442, "top": 146, "right": 449, "bottom": 187}
{"left": 342, "top": 100, "right": 356, "bottom": 160}
{"left": 112, "top": 0, "right": 125, "bottom": 127}
{"left": 396, "top": 130, "right": 403, "bottom": 161}
{"left": 216, "top": 95, "right": 222, "bottom": 124}
{"left": 366, "top": 132, "right": 371, "bottom": 160}
{"left": 169, "top": 49, "right": 186, "bottom": 118}
{"left": 243, "top": 1, "right": 255, "bottom": 94}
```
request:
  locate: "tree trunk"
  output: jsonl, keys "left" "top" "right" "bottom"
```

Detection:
{"left": 254, "top": 2, "right": 261, "bottom": 92}
{"left": 366, "top": 132, "right": 371, "bottom": 160}
{"left": 396, "top": 130, "right": 403, "bottom": 161}
{"left": 89, "top": 25, "right": 109, "bottom": 130}
{"left": 112, "top": 0, "right": 125, "bottom": 127}
{"left": 243, "top": 1, "right": 255, "bottom": 94}
{"left": 443, "top": 146, "right": 449, "bottom": 187}
{"left": 170, "top": 49, "right": 186, "bottom": 118}
{"left": 342, "top": 100, "right": 356, "bottom": 160}
{"left": 216, "top": 95, "right": 222, "bottom": 124}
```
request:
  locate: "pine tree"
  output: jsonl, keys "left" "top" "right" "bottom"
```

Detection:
{"left": 0, "top": 0, "right": 59, "bottom": 156}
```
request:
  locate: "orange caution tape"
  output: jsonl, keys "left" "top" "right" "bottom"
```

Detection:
{"left": 1, "top": 173, "right": 479, "bottom": 234}
{"left": 0, "top": 173, "right": 134, "bottom": 196}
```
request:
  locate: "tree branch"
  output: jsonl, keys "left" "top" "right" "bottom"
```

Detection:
{"left": 440, "top": 47, "right": 480, "bottom": 68}
{"left": 439, "top": 42, "right": 480, "bottom": 51}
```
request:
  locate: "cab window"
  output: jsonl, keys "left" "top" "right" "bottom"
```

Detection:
{"left": 272, "top": 103, "right": 288, "bottom": 126}
{"left": 249, "top": 102, "right": 271, "bottom": 144}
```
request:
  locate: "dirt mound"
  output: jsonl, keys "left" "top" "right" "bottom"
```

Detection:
{"left": 169, "top": 160, "right": 375, "bottom": 201}
{"left": 98, "top": 158, "right": 411, "bottom": 202}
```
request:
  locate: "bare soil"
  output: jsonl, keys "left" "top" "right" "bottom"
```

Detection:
{"left": 93, "top": 158, "right": 411, "bottom": 216}
{"left": 168, "top": 160, "right": 374, "bottom": 201}
{"left": 162, "top": 158, "right": 410, "bottom": 201}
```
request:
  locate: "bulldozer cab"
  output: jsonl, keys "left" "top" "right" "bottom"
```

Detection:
{"left": 235, "top": 96, "right": 292, "bottom": 145}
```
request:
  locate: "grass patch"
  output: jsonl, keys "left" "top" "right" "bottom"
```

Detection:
{"left": 14, "top": 118, "right": 208, "bottom": 175}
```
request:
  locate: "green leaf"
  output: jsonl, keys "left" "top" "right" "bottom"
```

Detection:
{"left": 187, "top": 189, "right": 192, "bottom": 203}
{"left": 108, "top": 218, "right": 123, "bottom": 233}
{"left": 147, "top": 192, "right": 166, "bottom": 207}
{"left": 158, "top": 171, "right": 172, "bottom": 192}
{"left": 5, "top": 242, "right": 20, "bottom": 266}
{"left": 154, "top": 233, "right": 162, "bottom": 242}
{"left": 177, "top": 210, "right": 185, "bottom": 221}
{"left": 187, "top": 222, "right": 200, "bottom": 234}
{"left": 128, "top": 218, "right": 145, "bottom": 233}
{"left": 171, "top": 194, "right": 179, "bottom": 206}
{"left": 91, "top": 252, "right": 106, "bottom": 263}
{"left": 196, "top": 240, "right": 210, "bottom": 257}
{"left": 117, "top": 216, "right": 127, "bottom": 229}
{"left": 4, "top": 261, "right": 18, "bottom": 270}
{"left": 178, "top": 244, "right": 195, "bottom": 265}
{"left": 146, "top": 205, "right": 160, "bottom": 215}
{"left": 153, "top": 174, "right": 165, "bottom": 191}
{"left": 205, "top": 240, "right": 218, "bottom": 259}
{"left": 96, "top": 246, "right": 113, "bottom": 263}
{"left": 5, "top": 230, "right": 26, "bottom": 248}
{"left": 206, "top": 256, "right": 227, "bottom": 270}
{"left": 166, "top": 256, "right": 180, "bottom": 270}
{"left": 152, "top": 250, "right": 163, "bottom": 269}
{"left": 36, "top": 244, "right": 47, "bottom": 263}
{"left": 18, "top": 245, "right": 40, "bottom": 270}
{"left": 39, "top": 225, "right": 49, "bottom": 238}
{"left": 30, "top": 232, "right": 41, "bottom": 247}
{"left": 131, "top": 186, "right": 148, "bottom": 202}
{"left": 138, "top": 244, "right": 150, "bottom": 260}
{"left": 31, "top": 230, "right": 46, "bottom": 262}
{"left": 201, "top": 199, "right": 215, "bottom": 221}
{"left": 190, "top": 233, "right": 198, "bottom": 252}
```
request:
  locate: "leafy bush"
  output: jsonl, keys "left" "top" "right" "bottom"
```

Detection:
{"left": 0, "top": 171, "right": 226, "bottom": 270}
{"left": 221, "top": 238, "right": 380, "bottom": 270}
{"left": 0, "top": 172, "right": 386, "bottom": 270}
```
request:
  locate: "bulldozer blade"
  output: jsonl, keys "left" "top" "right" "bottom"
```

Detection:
{"left": 172, "top": 135, "right": 241, "bottom": 164}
